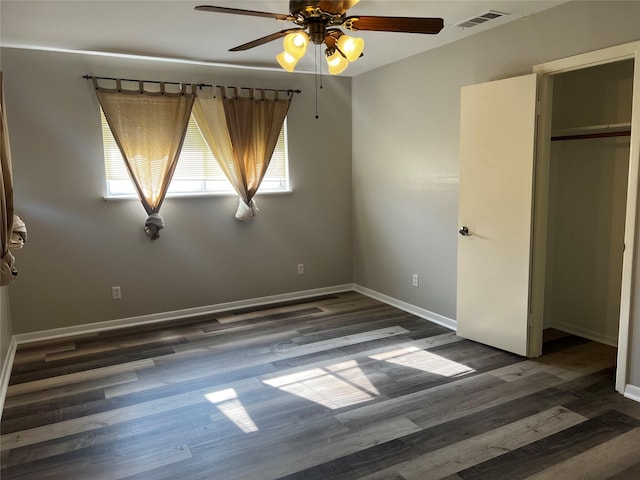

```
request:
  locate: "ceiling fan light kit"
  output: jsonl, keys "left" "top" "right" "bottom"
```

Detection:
{"left": 279, "top": 29, "right": 363, "bottom": 74}
{"left": 337, "top": 34, "right": 364, "bottom": 63}
{"left": 325, "top": 47, "right": 349, "bottom": 75}
{"left": 196, "top": 1, "right": 444, "bottom": 74}
{"left": 276, "top": 50, "right": 299, "bottom": 72}
{"left": 283, "top": 31, "right": 309, "bottom": 57}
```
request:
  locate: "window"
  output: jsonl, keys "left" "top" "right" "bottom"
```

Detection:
{"left": 101, "top": 110, "right": 290, "bottom": 197}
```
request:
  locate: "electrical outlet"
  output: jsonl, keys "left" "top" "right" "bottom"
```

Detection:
{"left": 112, "top": 286, "right": 121, "bottom": 300}
{"left": 412, "top": 274, "right": 419, "bottom": 288}
{"left": 297, "top": 263, "right": 304, "bottom": 275}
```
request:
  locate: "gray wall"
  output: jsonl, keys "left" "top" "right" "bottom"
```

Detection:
{"left": 352, "top": 1, "right": 640, "bottom": 379}
{"left": 2, "top": 47, "right": 353, "bottom": 334}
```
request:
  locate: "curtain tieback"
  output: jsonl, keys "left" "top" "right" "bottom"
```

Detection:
{"left": 0, "top": 251, "right": 17, "bottom": 283}
{"left": 144, "top": 213, "right": 165, "bottom": 240}
{"left": 10, "top": 215, "right": 27, "bottom": 249}
{"left": 235, "top": 198, "right": 259, "bottom": 221}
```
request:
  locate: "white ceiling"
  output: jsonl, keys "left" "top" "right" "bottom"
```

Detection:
{"left": 1, "top": 0, "right": 568, "bottom": 76}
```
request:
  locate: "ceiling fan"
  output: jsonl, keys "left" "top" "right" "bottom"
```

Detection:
{"left": 195, "top": 1, "right": 445, "bottom": 74}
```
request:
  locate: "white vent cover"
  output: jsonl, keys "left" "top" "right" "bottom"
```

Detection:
{"left": 456, "top": 10, "right": 508, "bottom": 28}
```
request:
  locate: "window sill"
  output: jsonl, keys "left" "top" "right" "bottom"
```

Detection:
{"left": 102, "top": 189, "right": 293, "bottom": 201}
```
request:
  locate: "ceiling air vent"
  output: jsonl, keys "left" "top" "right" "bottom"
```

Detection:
{"left": 456, "top": 10, "right": 508, "bottom": 28}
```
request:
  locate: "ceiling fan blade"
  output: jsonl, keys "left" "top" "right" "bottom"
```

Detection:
{"left": 195, "top": 5, "right": 292, "bottom": 21}
{"left": 229, "top": 29, "right": 304, "bottom": 52}
{"left": 343, "top": 16, "right": 444, "bottom": 34}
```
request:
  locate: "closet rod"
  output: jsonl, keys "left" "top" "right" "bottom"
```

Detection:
{"left": 551, "top": 130, "right": 631, "bottom": 142}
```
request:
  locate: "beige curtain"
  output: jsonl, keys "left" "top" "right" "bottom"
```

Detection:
{"left": 193, "top": 87, "right": 292, "bottom": 220}
{"left": 94, "top": 79, "right": 194, "bottom": 239}
{"left": 0, "top": 72, "right": 17, "bottom": 285}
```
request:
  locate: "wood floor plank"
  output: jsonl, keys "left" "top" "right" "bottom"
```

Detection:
{"left": 215, "top": 306, "right": 325, "bottom": 325}
{"left": 607, "top": 461, "right": 640, "bottom": 479}
{"left": 490, "top": 341, "right": 617, "bottom": 383}
{"left": 1, "top": 389, "right": 108, "bottom": 432}
{"left": 246, "top": 417, "right": 421, "bottom": 480}
{"left": 358, "top": 406, "right": 586, "bottom": 480}
{"left": 103, "top": 360, "right": 279, "bottom": 402}
{"left": 522, "top": 427, "right": 640, "bottom": 480}
{"left": 10, "top": 342, "right": 77, "bottom": 366}
{"left": 2, "top": 371, "right": 139, "bottom": 409}
{"left": 105, "top": 325, "right": 411, "bottom": 399}
{"left": 8, "top": 347, "right": 171, "bottom": 385}
{"left": 41, "top": 332, "right": 190, "bottom": 363}
{"left": 159, "top": 416, "right": 422, "bottom": 480}
{"left": 560, "top": 374, "right": 640, "bottom": 420}
{"left": 1, "top": 440, "right": 192, "bottom": 480}
{"left": 279, "top": 384, "right": 581, "bottom": 480}
{"left": 335, "top": 370, "right": 564, "bottom": 432}
{"left": 5, "top": 358, "right": 154, "bottom": 397}
{"left": 455, "top": 410, "right": 640, "bottom": 480}
{"left": 215, "top": 294, "right": 345, "bottom": 320}
{"left": 1, "top": 383, "right": 219, "bottom": 450}
{"left": 2, "top": 402, "right": 235, "bottom": 469}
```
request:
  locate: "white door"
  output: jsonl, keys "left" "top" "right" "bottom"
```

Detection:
{"left": 457, "top": 74, "right": 538, "bottom": 357}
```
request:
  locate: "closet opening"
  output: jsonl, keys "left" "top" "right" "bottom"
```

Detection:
{"left": 540, "top": 59, "right": 634, "bottom": 361}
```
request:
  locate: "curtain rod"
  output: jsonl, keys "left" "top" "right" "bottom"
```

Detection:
{"left": 82, "top": 75, "right": 301, "bottom": 94}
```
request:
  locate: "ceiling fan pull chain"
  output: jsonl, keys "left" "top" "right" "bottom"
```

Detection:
{"left": 315, "top": 44, "right": 320, "bottom": 119}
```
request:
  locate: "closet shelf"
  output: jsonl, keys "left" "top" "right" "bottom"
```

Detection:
{"left": 551, "top": 122, "right": 631, "bottom": 141}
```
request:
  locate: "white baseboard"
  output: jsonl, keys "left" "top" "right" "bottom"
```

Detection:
{"left": 12, "top": 284, "right": 354, "bottom": 345}
{"left": 546, "top": 320, "right": 618, "bottom": 347}
{"left": 624, "top": 384, "right": 640, "bottom": 403}
{"left": 353, "top": 284, "right": 456, "bottom": 331}
{"left": 10, "top": 284, "right": 455, "bottom": 346}
{"left": 0, "top": 338, "right": 17, "bottom": 421}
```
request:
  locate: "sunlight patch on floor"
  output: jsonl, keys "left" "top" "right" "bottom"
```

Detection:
{"left": 261, "top": 346, "right": 474, "bottom": 411}
{"left": 370, "top": 346, "right": 475, "bottom": 377}
{"left": 205, "top": 388, "right": 259, "bottom": 433}
{"left": 262, "top": 360, "right": 379, "bottom": 409}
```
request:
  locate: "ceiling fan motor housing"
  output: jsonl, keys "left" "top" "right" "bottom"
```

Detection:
{"left": 307, "top": 19, "right": 329, "bottom": 44}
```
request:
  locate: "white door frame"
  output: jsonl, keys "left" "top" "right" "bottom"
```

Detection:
{"left": 532, "top": 41, "right": 640, "bottom": 394}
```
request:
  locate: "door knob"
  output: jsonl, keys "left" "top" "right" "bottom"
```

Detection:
{"left": 459, "top": 226, "right": 471, "bottom": 236}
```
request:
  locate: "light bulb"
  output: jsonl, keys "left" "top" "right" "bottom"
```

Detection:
{"left": 283, "top": 31, "right": 309, "bottom": 60}
{"left": 276, "top": 51, "right": 298, "bottom": 72}
{"left": 337, "top": 35, "right": 364, "bottom": 63}
{"left": 325, "top": 49, "right": 348, "bottom": 75}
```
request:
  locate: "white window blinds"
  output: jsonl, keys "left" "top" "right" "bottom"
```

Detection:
{"left": 102, "top": 110, "right": 289, "bottom": 196}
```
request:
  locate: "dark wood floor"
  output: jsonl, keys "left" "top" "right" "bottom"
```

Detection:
{"left": 1, "top": 291, "right": 640, "bottom": 479}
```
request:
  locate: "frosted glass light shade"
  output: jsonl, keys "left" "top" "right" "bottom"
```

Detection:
{"left": 283, "top": 31, "right": 309, "bottom": 59}
{"left": 276, "top": 51, "right": 299, "bottom": 72}
{"left": 326, "top": 49, "right": 349, "bottom": 75}
{"left": 337, "top": 35, "right": 364, "bottom": 62}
